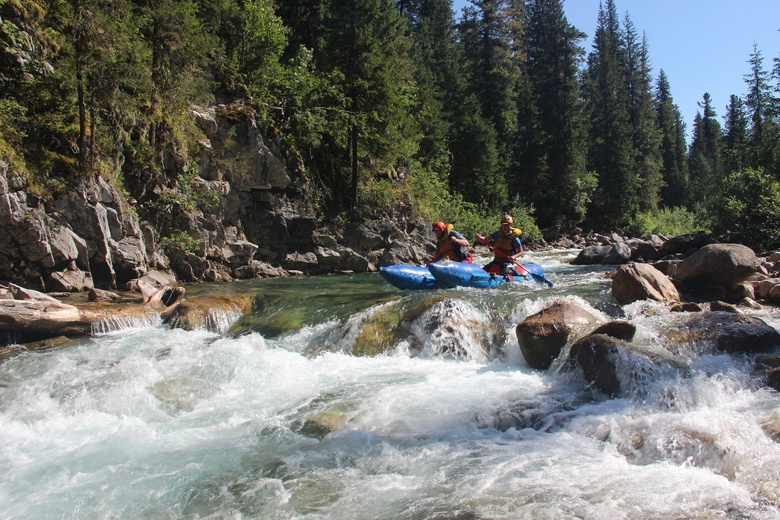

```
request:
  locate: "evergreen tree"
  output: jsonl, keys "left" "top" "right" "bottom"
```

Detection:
{"left": 687, "top": 93, "right": 723, "bottom": 208}
{"left": 583, "top": 0, "right": 635, "bottom": 227}
{"left": 274, "top": 0, "right": 328, "bottom": 60}
{"left": 0, "top": 0, "right": 59, "bottom": 174}
{"left": 135, "top": 0, "right": 216, "bottom": 152}
{"left": 743, "top": 43, "right": 779, "bottom": 171}
{"left": 322, "top": 0, "right": 420, "bottom": 211}
{"left": 400, "top": 0, "right": 459, "bottom": 180}
{"left": 622, "top": 14, "right": 661, "bottom": 212}
{"left": 37, "top": 0, "right": 152, "bottom": 175}
{"left": 655, "top": 69, "right": 688, "bottom": 208}
{"left": 515, "top": 0, "right": 590, "bottom": 228}
{"left": 723, "top": 94, "right": 749, "bottom": 175}
{"left": 456, "top": 0, "right": 521, "bottom": 206}
{"left": 458, "top": 0, "right": 519, "bottom": 147}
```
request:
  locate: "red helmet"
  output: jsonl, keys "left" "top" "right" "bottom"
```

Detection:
{"left": 432, "top": 221, "right": 446, "bottom": 232}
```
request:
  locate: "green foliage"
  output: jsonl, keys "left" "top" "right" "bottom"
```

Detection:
{"left": 4, "top": 0, "right": 780, "bottom": 247}
{"left": 628, "top": 206, "right": 707, "bottom": 238}
{"left": 0, "top": 99, "right": 27, "bottom": 172}
{"left": 232, "top": 0, "right": 288, "bottom": 102}
{"left": 353, "top": 177, "right": 402, "bottom": 220}
{"left": 408, "top": 167, "right": 542, "bottom": 244}
{"left": 712, "top": 168, "right": 780, "bottom": 252}
{"left": 159, "top": 230, "right": 201, "bottom": 253}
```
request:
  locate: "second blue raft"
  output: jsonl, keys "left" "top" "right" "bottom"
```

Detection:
{"left": 379, "top": 261, "right": 549, "bottom": 290}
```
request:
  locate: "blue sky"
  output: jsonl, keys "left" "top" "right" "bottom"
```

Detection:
{"left": 451, "top": 0, "right": 780, "bottom": 141}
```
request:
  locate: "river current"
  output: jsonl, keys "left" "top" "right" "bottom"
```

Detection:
{"left": 1, "top": 250, "right": 780, "bottom": 519}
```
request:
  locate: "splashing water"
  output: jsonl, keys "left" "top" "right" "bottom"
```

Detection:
{"left": 0, "top": 250, "right": 779, "bottom": 519}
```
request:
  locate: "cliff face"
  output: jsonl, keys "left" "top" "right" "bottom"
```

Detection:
{"left": 0, "top": 103, "right": 432, "bottom": 292}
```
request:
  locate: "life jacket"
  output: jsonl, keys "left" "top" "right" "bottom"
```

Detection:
{"left": 492, "top": 226, "right": 522, "bottom": 260}
{"left": 435, "top": 223, "right": 471, "bottom": 262}
{"left": 436, "top": 223, "right": 459, "bottom": 260}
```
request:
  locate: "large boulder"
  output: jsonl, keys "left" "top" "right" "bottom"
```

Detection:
{"left": 660, "top": 231, "right": 716, "bottom": 255}
{"left": 675, "top": 243, "right": 758, "bottom": 288}
{"left": 668, "top": 311, "right": 780, "bottom": 354}
{"left": 515, "top": 300, "right": 602, "bottom": 370}
{"left": 611, "top": 263, "right": 680, "bottom": 305}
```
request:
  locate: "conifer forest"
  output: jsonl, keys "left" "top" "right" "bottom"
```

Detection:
{"left": 2, "top": 0, "right": 780, "bottom": 251}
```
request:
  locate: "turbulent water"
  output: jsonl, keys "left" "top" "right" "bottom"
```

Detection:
{"left": 2, "top": 250, "right": 780, "bottom": 519}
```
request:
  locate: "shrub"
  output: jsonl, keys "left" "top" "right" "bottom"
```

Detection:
{"left": 628, "top": 206, "right": 708, "bottom": 238}
{"left": 160, "top": 230, "right": 201, "bottom": 254}
{"left": 712, "top": 168, "right": 780, "bottom": 252}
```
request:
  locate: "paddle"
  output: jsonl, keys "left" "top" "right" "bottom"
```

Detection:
{"left": 475, "top": 235, "right": 554, "bottom": 288}
{"left": 511, "top": 259, "right": 554, "bottom": 287}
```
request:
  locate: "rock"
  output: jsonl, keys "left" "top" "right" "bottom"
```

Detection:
{"left": 47, "top": 268, "right": 94, "bottom": 292}
{"left": 628, "top": 239, "right": 663, "bottom": 262}
{"left": 675, "top": 243, "right": 758, "bottom": 288}
{"left": 570, "top": 245, "right": 612, "bottom": 265}
{"left": 709, "top": 300, "right": 741, "bottom": 313}
{"left": 668, "top": 311, "right": 780, "bottom": 354}
{"left": 767, "top": 368, "right": 780, "bottom": 392}
{"left": 164, "top": 294, "right": 252, "bottom": 332}
{"left": 660, "top": 231, "right": 715, "bottom": 255}
{"left": 601, "top": 243, "right": 632, "bottom": 264}
{"left": 670, "top": 302, "right": 705, "bottom": 313}
{"left": 588, "top": 320, "right": 636, "bottom": 341}
{"left": 515, "top": 300, "right": 602, "bottom": 370}
{"left": 88, "top": 288, "right": 124, "bottom": 302}
{"left": 570, "top": 333, "right": 626, "bottom": 395}
{"left": 569, "top": 332, "right": 674, "bottom": 396}
{"left": 611, "top": 263, "right": 680, "bottom": 305}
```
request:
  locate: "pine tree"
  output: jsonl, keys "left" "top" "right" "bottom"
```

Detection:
{"left": 743, "top": 43, "right": 779, "bottom": 171}
{"left": 687, "top": 93, "right": 723, "bottom": 207}
{"left": 623, "top": 14, "right": 661, "bottom": 212}
{"left": 723, "top": 94, "right": 749, "bottom": 175}
{"left": 455, "top": 0, "right": 520, "bottom": 207}
{"left": 515, "top": 0, "right": 589, "bottom": 228}
{"left": 323, "top": 0, "right": 420, "bottom": 211}
{"left": 583, "top": 0, "right": 635, "bottom": 227}
{"left": 458, "top": 0, "right": 519, "bottom": 147}
{"left": 655, "top": 69, "right": 689, "bottom": 208}
{"left": 274, "top": 0, "right": 328, "bottom": 60}
{"left": 401, "top": 0, "right": 459, "bottom": 179}
{"left": 135, "top": 0, "right": 217, "bottom": 152}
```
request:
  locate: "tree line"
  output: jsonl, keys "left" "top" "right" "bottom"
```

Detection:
{"left": 2, "top": 0, "right": 780, "bottom": 250}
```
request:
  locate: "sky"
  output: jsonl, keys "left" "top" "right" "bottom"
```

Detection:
{"left": 451, "top": 0, "right": 780, "bottom": 141}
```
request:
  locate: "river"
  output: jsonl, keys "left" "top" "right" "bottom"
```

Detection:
{"left": 1, "top": 249, "right": 779, "bottom": 519}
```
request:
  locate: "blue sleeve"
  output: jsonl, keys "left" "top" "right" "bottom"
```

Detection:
{"left": 512, "top": 237, "right": 523, "bottom": 250}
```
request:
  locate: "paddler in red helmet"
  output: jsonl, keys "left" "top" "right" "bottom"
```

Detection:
{"left": 430, "top": 221, "right": 473, "bottom": 263}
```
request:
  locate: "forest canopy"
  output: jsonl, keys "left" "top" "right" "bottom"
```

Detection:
{"left": 2, "top": 0, "right": 780, "bottom": 250}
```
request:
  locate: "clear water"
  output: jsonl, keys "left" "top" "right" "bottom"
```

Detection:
{"left": 1, "top": 250, "right": 779, "bottom": 519}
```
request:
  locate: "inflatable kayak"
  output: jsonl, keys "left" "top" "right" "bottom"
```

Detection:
{"left": 380, "top": 262, "right": 551, "bottom": 290}
{"left": 427, "top": 261, "right": 548, "bottom": 289}
{"left": 379, "top": 264, "right": 443, "bottom": 290}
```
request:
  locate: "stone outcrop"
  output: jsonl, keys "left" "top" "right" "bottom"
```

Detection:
{"left": 667, "top": 311, "right": 780, "bottom": 354}
{"left": 515, "top": 300, "right": 602, "bottom": 370}
{"left": 611, "top": 263, "right": 681, "bottom": 305}
{"left": 0, "top": 102, "right": 434, "bottom": 293}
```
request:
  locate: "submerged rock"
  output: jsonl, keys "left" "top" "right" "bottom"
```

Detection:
{"left": 164, "top": 295, "right": 253, "bottom": 333}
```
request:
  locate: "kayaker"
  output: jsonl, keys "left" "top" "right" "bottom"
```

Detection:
{"left": 430, "top": 221, "right": 473, "bottom": 263}
{"left": 475, "top": 214, "right": 524, "bottom": 275}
